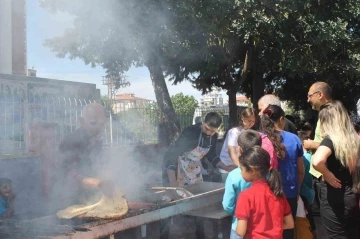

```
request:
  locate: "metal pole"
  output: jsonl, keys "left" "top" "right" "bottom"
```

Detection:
{"left": 109, "top": 109, "right": 113, "bottom": 146}
{"left": 69, "top": 98, "right": 72, "bottom": 132}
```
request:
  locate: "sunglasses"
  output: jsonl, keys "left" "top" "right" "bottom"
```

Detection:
{"left": 307, "top": 91, "right": 320, "bottom": 98}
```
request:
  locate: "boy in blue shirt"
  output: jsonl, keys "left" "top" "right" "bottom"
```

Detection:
{"left": 0, "top": 178, "right": 15, "bottom": 218}
{"left": 222, "top": 129, "right": 262, "bottom": 239}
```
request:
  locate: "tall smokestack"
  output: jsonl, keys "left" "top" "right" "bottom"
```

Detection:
{"left": 0, "top": 0, "right": 13, "bottom": 74}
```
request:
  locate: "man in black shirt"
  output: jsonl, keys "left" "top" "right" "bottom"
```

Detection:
{"left": 162, "top": 112, "right": 222, "bottom": 187}
{"left": 52, "top": 103, "right": 113, "bottom": 210}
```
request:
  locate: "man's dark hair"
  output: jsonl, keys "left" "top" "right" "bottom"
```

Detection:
{"left": 298, "top": 131, "right": 310, "bottom": 142}
{"left": 204, "top": 112, "right": 222, "bottom": 128}
{"left": 237, "top": 129, "right": 262, "bottom": 150}
{"left": 301, "top": 122, "right": 313, "bottom": 132}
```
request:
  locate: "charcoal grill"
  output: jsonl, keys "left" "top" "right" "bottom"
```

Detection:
{"left": 0, "top": 182, "right": 224, "bottom": 239}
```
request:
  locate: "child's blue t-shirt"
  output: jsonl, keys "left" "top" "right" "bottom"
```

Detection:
{"left": 0, "top": 196, "right": 8, "bottom": 216}
{"left": 300, "top": 151, "right": 315, "bottom": 204}
{"left": 222, "top": 167, "right": 252, "bottom": 231}
{"left": 279, "top": 131, "right": 304, "bottom": 198}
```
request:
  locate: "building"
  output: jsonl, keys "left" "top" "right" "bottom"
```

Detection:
{"left": 0, "top": 0, "right": 27, "bottom": 75}
{"left": 236, "top": 95, "right": 251, "bottom": 106}
{"left": 200, "top": 90, "right": 224, "bottom": 107}
{"left": 0, "top": 73, "right": 100, "bottom": 101}
{"left": 113, "top": 93, "right": 151, "bottom": 113}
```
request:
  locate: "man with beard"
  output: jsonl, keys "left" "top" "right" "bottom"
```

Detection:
{"left": 303, "top": 82, "right": 333, "bottom": 178}
{"left": 161, "top": 112, "right": 222, "bottom": 239}
{"left": 162, "top": 112, "right": 223, "bottom": 187}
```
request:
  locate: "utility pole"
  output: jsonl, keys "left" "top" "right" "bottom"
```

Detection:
{"left": 102, "top": 74, "right": 130, "bottom": 145}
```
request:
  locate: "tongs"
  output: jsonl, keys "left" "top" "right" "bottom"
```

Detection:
{"left": 151, "top": 186, "right": 194, "bottom": 198}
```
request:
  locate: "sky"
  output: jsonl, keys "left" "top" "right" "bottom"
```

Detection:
{"left": 26, "top": 0, "right": 228, "bottom": 101}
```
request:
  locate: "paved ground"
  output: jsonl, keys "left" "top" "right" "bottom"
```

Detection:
{"left": 170, "top": 212, "right": 328, "bottom": 239}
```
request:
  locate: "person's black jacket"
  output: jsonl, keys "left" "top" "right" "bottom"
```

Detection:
{"left": 284, "top": 118, "right": 297, "bottom": 135}
{"left": 162, "top": 123, "right": 220, "bottom": 173}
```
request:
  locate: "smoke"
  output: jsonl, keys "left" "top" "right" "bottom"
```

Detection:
{"left": 40, "top": 0, "right": 196, "bottom": 73}
{"left": 97, "top": 145, "right": 166, "bottom": 201}
{"left": 36, "top": 0, "right": 213, "bottom": 212}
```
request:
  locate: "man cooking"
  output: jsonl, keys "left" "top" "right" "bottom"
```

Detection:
{"left": 51, "top": 103, "right": 114, "bottom": 211}
{"left": 162, "top": 112, "right": 222, "bottom": 187}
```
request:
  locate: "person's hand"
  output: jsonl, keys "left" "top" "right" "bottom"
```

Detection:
{"left": 216, "top": 162, "right": 237, "bottom": 172}
{"left": 323, "top": 171, "right": 341, "bottom": 188}
{"left": 303, "top": 139, "right": 313, "bottom": 150}
{"left": 224, "top": 165, "right": 237, "bottom": 172}
{"left": 99, "top": 180, "right": 115, "bottom": 197}
{"left": 82, "top": 177, "right": 101, "bottom": 188}
{"left": 169, "top": 179, "right": 179, "bottom": 187}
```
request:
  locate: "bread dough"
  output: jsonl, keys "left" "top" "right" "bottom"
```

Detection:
{"left": 57, "top": 189, "right": 128, "bottom": 219}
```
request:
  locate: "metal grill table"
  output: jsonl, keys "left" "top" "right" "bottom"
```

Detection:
{"left": 182, "top": 203, "right": 232, "bottom": 239}
{"left": 0, "top": 182, "right": 225, "bottom": 239}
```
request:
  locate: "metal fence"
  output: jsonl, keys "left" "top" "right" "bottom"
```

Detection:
{"left": 0, "top": 95, "right": 231, "bottom": 155}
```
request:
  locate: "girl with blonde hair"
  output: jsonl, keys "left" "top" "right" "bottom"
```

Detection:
{"left": 218, "top": 107, "right": 256, "bottom": 182}
{"left": 312, "top": 100, "right": 360, "bottom": 239}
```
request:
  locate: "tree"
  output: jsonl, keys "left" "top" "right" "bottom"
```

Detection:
{"left": 145, "top": 93, "right": 197, "bottom": 130}
{"left": 163, "top": 0, "right": 360, "bottom": 116}
{"left": 231, "top": 0, "right": 360, "bottom": 110}
{"left": 40, "top": 0, "right": 181, "bottom": 143}
{"left": 171, "top": 93, "right": 198, "bottom": 115}
{"left": 161, "top": 0, "right": 250, "bottom": 127}
{"left": 171, "top": 93, "right": 198, "bottom": 130}
{"left": 41, "top": 0, "right": 360, "bottom": 137}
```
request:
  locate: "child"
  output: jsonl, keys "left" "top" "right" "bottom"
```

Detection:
{"left": 0, "top": 178, "right": 15, "bottom": 218}
{"left": 218, "top": 108, "right": 256, "bottom": 182}
{"left": 298, "top": 131, "right": 316, "bottom": 238}
{"left": 295, "top": 197, "right": 313, "bottom": 239}
{"left": 222, "top": 129, "right": 262, "bottom": 239}
{"left": 235, "top": 146, "right": 294, "bottom": 239}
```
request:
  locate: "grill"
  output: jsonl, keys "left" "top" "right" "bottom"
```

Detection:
{"left": 0, "top": 182, "right": 224, "bottom": 239}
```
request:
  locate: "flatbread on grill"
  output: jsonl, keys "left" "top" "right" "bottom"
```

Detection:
{"left": 57, "top": 189, "right": 128, "bottom": 219}
{"left": 56, "top": 202, "right": 100, "bottom": 219}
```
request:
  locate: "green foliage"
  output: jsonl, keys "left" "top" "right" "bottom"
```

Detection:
{"left": 41, "top": 0, "right": 360, "bottom": 114}
{"left": 171, "top": 93, "right": 198, "bottom": 130}
{"left": 164, "top": 0, "right": 360, "bottom": 111}
{"left": 144, "top": 93, "right": 198, "bottom": 130}
{"left": 171, "top": 93, "right": 198, "bottom": 115}
{"left": 232, "top": 0, "right": 360, "bottom": 110}
{"left": 111, "top": 108, "right": 158, "bottom": 144}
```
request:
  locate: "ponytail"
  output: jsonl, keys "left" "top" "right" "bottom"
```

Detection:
{"left": 267, "top": 168, "right": 284, "bottom": 197}
{"left": 260, "top": 106, "right": 286, "bottom": 160}
{"left": 239, "top": 146, "right": 283, "bottom": 197}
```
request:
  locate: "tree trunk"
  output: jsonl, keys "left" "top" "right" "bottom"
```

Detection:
{"left": 227, "top": 47, "right": 252, "bottom": 128}
{"left": 146, "top": 56, "right": 181, "bottom": 144}
{"left": 251, "top": 48, "right": 264, "bottom": 111}
{"left": 227, "top": 89, "right": 238, "bottom": 129}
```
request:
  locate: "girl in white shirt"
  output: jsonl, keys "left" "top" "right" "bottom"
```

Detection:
{"left": 218, "top": 108, "right": 256, "bottom": 182}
